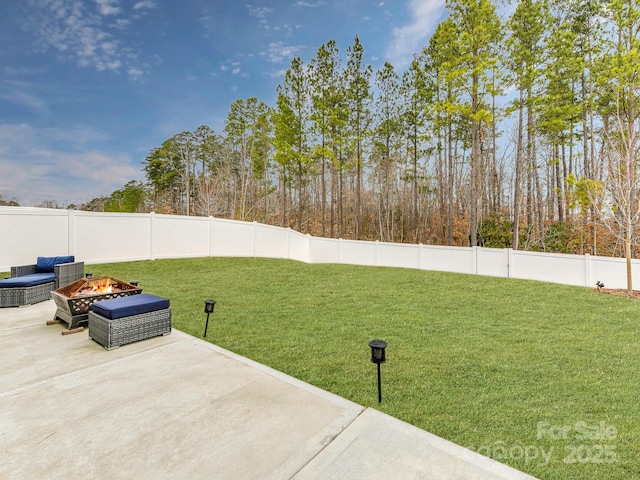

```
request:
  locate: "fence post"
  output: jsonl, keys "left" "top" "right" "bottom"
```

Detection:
{"left": 149, "top": 212, "right": 155, "bottom": 261}
{"left": 253, "top": 222, "right": 257, "bottom": 257}
{"left": 67, "top": 209, "right": 76, "bottom": 256}
{"left": 472, "top": 246, "right": 478, "bottom": 275}
{"left": 339, "top": 238, "right": 343, "bottom": 264}
{"left": 208, "top": 216, "right": 214, "bottom": 257}
{"left": 584, "top": 253, "right": 591, "bottom": 287}
{"left": 507, "top": 248, "right": 513, "bottom": 278}
{"left": 375, "top": 240, "right": 379, "bottom": 266}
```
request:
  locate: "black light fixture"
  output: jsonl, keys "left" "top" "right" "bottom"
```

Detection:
{"left": 130, "top": 280, "right": 139, "bottom": 287}
{"left": 368, "top": 339, "right": 387, "bottom": 403}
{"left": 203, "top": 299, "right": 216, "bottom": 337}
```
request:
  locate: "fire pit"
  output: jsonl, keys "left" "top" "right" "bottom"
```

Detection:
{"left": 50, "top": 276, "right": 142, "bottom": 334}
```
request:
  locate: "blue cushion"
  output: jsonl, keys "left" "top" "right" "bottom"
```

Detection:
{"left": 91, "top": 294, "right": 170, "bottom": 320}
{"left": 0, "top": 273, "right": 56, "bottom": 288}
{"left": 36, "top": 256, "right": 75, "bottom": 273}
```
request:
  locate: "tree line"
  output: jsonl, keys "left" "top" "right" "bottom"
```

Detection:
{"left": 77, "top": 0, "right": 638, "bottom": 261}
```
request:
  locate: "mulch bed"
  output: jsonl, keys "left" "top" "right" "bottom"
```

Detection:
{"left": 594, "top": 288, "right": 640, "bottom": 300}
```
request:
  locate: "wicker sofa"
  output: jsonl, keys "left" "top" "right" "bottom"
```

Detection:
{"left": 0, "top": 256, "right": 85, "bottom": 307}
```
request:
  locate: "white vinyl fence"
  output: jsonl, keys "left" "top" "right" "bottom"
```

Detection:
{"left": 1, "top": 206, "right": 638, "bottom": 289}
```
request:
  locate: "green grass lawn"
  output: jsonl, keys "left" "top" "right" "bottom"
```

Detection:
{"left": 39, "top": 258, "right": 640, "bottom": 478}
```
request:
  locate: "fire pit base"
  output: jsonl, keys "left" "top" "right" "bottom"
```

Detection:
{"left": 46, "top": 318, "right": 85, "bottom": 335}
{"left": 50, "top": 309, "right": 90, "bottom": 333}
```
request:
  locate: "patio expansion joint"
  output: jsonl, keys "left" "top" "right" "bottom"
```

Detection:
{"left": 0, "top": 335, "right": 192, "bottom": 399}
{"left": 289, "top": 405, "right": 369, "bottom": 478}
{"left": 0, "top": 321, "right": 47, "bottom": 332}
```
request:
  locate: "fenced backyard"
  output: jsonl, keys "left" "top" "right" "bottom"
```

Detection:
{"left": 2, "top": 207, "right": 639, "bottom": 478}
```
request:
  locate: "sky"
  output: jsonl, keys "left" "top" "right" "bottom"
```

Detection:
{"left": 0, "top": 0, "right": 447, "bottom": 207}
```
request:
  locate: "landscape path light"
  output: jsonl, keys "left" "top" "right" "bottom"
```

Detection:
{"left": 368, "top": 339, "right": 387, "bottom": 403}
{"left": 203, "top": 299, "right": 216, "bottom": 337}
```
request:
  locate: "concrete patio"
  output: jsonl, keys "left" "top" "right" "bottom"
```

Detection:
{"left": 0, "top": 300, "right": 537, "bottom": 479}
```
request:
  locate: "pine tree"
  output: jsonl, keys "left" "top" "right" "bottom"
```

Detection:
{"left": 401, "top": 54, "right": 433, "bottom": 242}
{"left": 309, "top": 40, "right": 343, "bottom": 236}
{"left": 274, "top": 57, "right": 310, "bottom": 231}
{"left": 426, "top": 19, "right": 462, "bottom": 245}
{"left": 445, "top": 0, "right": 503, "bottom": 246}
{"left": 373, "top": 61, "right": 402, "bottom": 241}
{"left": 506, "top": 0, "right": 549, "bottom": 249}
{"left": 345, "top": 35, "right": 373, "bottom": 239}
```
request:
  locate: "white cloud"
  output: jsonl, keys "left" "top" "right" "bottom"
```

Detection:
{"left": 270, "top": 69, "right": 287, "bottom": 79}
{"left": 128, "top": 67, "right": 144, "bottom": 79}
{"left": 0, "top": 123, "right": 141, "bottom": 205}
{"left": 247, "top": 5, "right": 273, "bottom": 20}
{"left": 113, "top": 18, "right": 131, "bottom": 28}
{"left": 0, "top": 80, "right": 48, "bottom": 113}
{"left": 23, "top": 0, "right": 146, "bottom": 77}
{"left": 293, "top": 1, "right": 326, "bottom": 7}
{"left": 43, "top": 125, "right": 110, "bottom": 144}
{"left": 262, "top": 42, "right": 302, "bottom": 64}
{"left": 94, "top": 0, "right": 121, "bottom": 16}
{"left": 246, "top": 4, "right": 274, "bottom": 28}
{"left": 133, "top": 0, "right": 156, "bottom": 10}
{"left": 385, "top": 0, "right": 446, "bottom": 69}
{"left": 218, "top": 61, "right": 248, "bottom": 79}
{"left": 3, "top": 66, "right": 46, "bottom": 76}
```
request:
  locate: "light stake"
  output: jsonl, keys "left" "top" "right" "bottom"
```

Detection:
{"left": 368, "top": 339, "right": 387, "bottom": 403}
{"left": 203, "top": 299, "right": 216, "bottom": 337}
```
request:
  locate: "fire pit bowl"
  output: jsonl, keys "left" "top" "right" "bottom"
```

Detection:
{"left": 50, "top": 276, "right": 142, "bottom": 333}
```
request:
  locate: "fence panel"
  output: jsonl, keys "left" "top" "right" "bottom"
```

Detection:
{"left": 510, "top": 251, "right": 586, "bottom": 286}
{"left": 307, "top": 237, "right": 341, "bottom": 264}
{"left": 340, "top": 239, "right": 377, "bottom": 266}
{"left": 210, "top": 218, "right": 254, "bottom": 257}
{"left": 73, "top": 212, "right": 151, "bottom": 263}
{"left": 153, "top": 214, "right": 210, "bottom": 259}
{"left": 0, "top": 208, "right": 69, "bottom": 269}
{"left": 254, "top": 223, "right": 290, "bottom": 258}
{"left": 589, "top": 255, "right": 640, "bottom": 290}
{"left": 287, "top": 230, "right": 310, "bottom": 263}
{"left": 420, "top": 245, "right": 475, "bottom": 274}
{"left": 477, "top": 248, "right": 510, "bottom": 278}
{"left": 377, "top": 242, "right": 420, "bottom": 269}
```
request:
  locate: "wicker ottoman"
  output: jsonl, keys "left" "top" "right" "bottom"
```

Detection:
{"left": 0, "top": 281, "right": 55, "bottom": 307}
{"left": 88, "top": 294, "right": 171, "bottom": 350}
